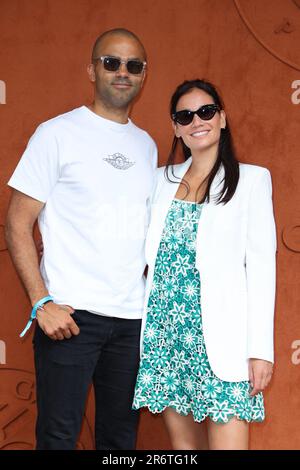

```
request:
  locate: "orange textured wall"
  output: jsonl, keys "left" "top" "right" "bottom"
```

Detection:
{"left": 0, "top": 0, "right": 300, "bottom": 450}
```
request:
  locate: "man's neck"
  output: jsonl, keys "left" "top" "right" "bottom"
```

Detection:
{"left": 88, "top": 100, "right": 130, "bottom": 124}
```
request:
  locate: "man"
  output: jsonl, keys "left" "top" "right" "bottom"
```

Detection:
{"left": 5, "top": 28, "right": 157, "bottom": 450}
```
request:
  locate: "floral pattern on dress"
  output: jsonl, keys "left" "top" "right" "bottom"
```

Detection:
{"left": 132, "top": 199, "right": 264, "bottom": 423}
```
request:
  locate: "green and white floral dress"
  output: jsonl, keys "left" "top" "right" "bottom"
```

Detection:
{"left": 132, "top": 198, "right": 264, "bottom": 423}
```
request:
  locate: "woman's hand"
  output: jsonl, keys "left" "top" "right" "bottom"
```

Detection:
{"left": 248, "top": 358, "right": 273, "bottom": 396}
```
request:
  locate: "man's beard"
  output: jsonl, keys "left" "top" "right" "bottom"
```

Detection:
{"left": 97, "top": 80, "right": 139, "bottom": 110}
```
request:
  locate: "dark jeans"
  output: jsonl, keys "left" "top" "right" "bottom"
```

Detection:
{"left": 33, "top": 310, "right": 141, "bottom": 450}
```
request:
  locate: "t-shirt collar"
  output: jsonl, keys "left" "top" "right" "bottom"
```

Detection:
{"left": 81, "top": 105, "right": 133, "bottom": 132}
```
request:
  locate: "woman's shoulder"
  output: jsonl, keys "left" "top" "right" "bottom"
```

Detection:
{"left": 238, "top": 163, "right": 273, "bottom": 194}
{"left": 239, "top": 163, "right": 271, "bottom": 182}
{"left": 239, "top": 162, "right": 271, "bottom": 178}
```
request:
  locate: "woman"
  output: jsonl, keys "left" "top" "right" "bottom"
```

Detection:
{"left": 132, "top": 79, "right": 277, "bottom": 450}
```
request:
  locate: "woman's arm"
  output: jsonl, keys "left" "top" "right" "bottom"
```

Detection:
{"left": 246, "top": 169, "right": 277, "bottom": 363}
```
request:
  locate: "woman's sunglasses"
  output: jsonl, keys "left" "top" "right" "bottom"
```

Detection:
{"left": 93, "top": 55, "right": 146, "bottom": 75}
{"left": 172, "top": 104, "right": 220, "bottom": 126}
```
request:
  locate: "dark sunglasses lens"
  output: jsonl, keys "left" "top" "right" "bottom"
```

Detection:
{"left": 103, "top": 57, "right": 120, "bottom": 71}
{"left": 174, "top": 111, "right": 193, "bottom": 125}
{"left": 199, "top": 105, "right": 218, "bottom": 120}
{"left": 127, "top": 60, "right": 144, "bottom": 74}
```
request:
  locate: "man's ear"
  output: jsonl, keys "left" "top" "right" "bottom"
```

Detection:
{"left": 87, "top": 63, "right": 96, "bottom": 83}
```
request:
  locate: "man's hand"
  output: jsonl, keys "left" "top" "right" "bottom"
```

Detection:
{"left": 248, "top": 358, "right": 273, "bottom": 396}
{"left": 36, "top": 302, "right": 80, "bottom": 340}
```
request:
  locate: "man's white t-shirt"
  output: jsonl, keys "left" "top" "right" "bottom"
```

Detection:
{"left": 8, "top": 106, "right": 158, "bottom": 319}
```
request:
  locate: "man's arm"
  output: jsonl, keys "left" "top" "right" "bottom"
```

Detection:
{"left": 5, "top": 189, "right": 80, "bottom": 340}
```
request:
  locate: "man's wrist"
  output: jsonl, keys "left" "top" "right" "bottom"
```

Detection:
{"left": 40, "top": 300, "right": 54, "bottom": 311}
{"left": 19, "top": 295, "right": 54, "bottom": 338}
{"left": 31, "top": 293, "right": 51, "bottom": 307}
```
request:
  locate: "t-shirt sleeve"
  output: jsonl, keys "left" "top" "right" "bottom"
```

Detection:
{"left": 7, "top": 123, "right": 60, "bottom": 203}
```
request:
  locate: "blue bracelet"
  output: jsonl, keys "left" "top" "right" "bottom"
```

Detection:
{"left": 19, "top": 295, "right": 54, "bottom": 338}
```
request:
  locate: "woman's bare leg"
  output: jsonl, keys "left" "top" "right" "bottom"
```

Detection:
{"left": 207, "top": 417, "right": 249, "bottom": 450}
{"left": 162, "top": 407, "right": 208, "bottom": 450}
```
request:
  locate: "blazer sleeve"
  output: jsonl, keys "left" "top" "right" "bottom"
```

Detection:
{"left": 246, "top": 169, "right": 277, "bottom": 363}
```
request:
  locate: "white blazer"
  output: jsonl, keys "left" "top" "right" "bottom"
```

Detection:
{"left": 140, "top": 157, "right": 277, "bottom": 382}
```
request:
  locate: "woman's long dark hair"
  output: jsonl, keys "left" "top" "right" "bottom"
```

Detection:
{"left": 166, "top": 79, "right": 239, "bottom": 205}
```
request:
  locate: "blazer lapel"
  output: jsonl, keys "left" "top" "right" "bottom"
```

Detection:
{"left": 158, "top": 156, "right": 193, "bottom": 203}
{"left": 147, "top": 158, "right": 225, "bottom": 268}
{"left": 147, "top": 158, "right": 192, "bottom": 263}
{"left": 195, "top": 163, "right": 225, "bottom": 268}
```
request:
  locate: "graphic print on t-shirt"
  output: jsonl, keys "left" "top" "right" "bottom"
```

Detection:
{"left": 103, "top": 152, "right": 135, "bottom": 170}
